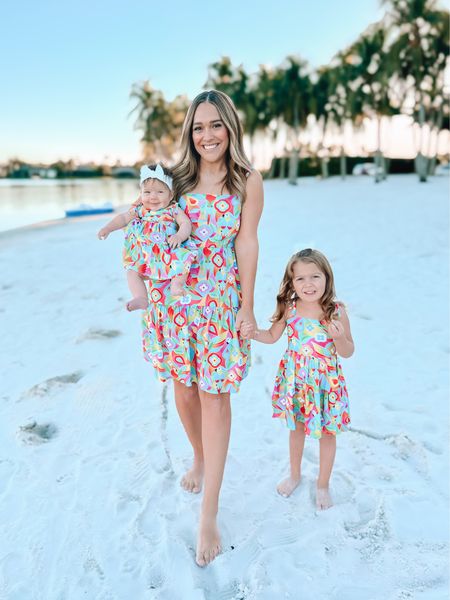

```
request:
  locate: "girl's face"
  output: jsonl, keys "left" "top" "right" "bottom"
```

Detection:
{"left": 140, "top": 178, "right": 173, "bottom": 211}
{"left": 292, "top": 260, "right": 326, "bottom": 303}
{"left": 192, "top": 102, "right": 229, "bottom": 164}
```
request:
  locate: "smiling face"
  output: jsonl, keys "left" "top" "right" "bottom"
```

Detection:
{"left": 292, "top": 260, "right": 327, "bottom": 304}
{"left": 191, "top": 102, "right": 229, "bottom": 164}
{"left": 140, "top": 178, "right": 173, "bottom": 211}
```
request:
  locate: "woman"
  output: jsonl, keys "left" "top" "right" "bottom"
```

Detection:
{"left": 142, "top": 90, "right": 263, "bottom": 566}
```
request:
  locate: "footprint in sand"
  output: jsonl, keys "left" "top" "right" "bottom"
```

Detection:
{"left": 76, "top": 328, "right": 122, "bottom": 343}
{"left": 21, "top": 371, "right": 84, "bottom": 399}
{"left": 17, "top": 421, "right": 58, "bottom": 445}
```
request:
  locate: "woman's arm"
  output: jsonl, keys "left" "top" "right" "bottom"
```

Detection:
{"left": 327, "top": 305, "right": 355, "bottom": 358}
{"left": 97, "top": 207, "right": 135, "bottom": 240}
{"left": 168, "top": 208, "right": 192, "bottom": 248}
{"left": 234, "top": 171, "right": 264, "bottom": 336}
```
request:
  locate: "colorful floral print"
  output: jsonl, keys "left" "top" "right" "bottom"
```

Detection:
{"left": 123, "top": 204, "right": 197, "bottom": 280}
{"left": 142, "top": 194, "right": 250, "bottom": 394}
{"left": 272, "top": 307, "right": 350, "bottom": 437}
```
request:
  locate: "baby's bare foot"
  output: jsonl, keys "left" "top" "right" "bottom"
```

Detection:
{"left": 316, "top": 486, "right": 333, "bottom": 510}
{"left": 180, "top": 464, "right": 203, "bottom": 494}
{"left": 126, "top": 297, "right": 148, "bottom": 311}
{"left": 276, "top": 476, "right": 301, "bottom": 498}
{"left": 170, "top": 276, "right": 186, "bottom": 297}
{"left": 196, "top": 515, "right": 222, "bottom": 567}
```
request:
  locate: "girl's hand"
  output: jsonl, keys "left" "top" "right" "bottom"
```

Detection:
{"left": 236, "top": 307, "right": 256, "bottom": 339}
{"left": 98, "top": 228, "right": 109, "bottom": 240}
{"left": 168, "top": 233, "right": 183, "bottom": 249}
{"left": 327, "top": 320, "right": 345, "bottom": 340}
{"left": 240, "top": 321, "right": 258, "bottom": 339}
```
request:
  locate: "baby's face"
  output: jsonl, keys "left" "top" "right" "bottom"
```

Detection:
{"left": 140, "top": 178, "right": 173, "bottom": 211}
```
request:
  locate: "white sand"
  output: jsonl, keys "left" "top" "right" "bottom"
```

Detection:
{"left": 0, "top": 175, "right": 448, "bottom": 600}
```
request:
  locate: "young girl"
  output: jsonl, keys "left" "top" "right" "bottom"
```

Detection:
{"left": 97, "top": 163, "right": 197, "bottom": 310}
{"left": 243, "top": 248, "right": 354, "bottom": 510}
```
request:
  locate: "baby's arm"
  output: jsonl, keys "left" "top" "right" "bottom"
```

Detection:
{"left": 97, "top": 207, "right": 135, "bottom": 240}
{"left": 327, "top": 304, "right": 355, "bottom": 358}
{"left": 241, "top": 317, "right": 286, "bottom": 344}
{"left": 168, "top": 208, "right": 192, "bottom": 249}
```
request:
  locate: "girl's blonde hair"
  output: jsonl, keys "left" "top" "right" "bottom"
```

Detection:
{"left": 272, "top": 249, "right": 337, "bottom": 323}
{"left": 172, "top": 90, "right": 252, "bottom": 202}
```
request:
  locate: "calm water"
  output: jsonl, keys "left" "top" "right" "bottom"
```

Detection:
{"left": 0, "top": 178, "right": 140, "bottom": 232}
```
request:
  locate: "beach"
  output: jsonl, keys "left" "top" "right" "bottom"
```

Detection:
{"left": 0, "top": 175, "right": 448, "bottom": 600}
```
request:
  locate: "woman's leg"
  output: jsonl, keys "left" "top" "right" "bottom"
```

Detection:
{"left": 173, "top": 380, "right": 204, "bottom": 493}
{"left": 196, "top": 390, "right": 231, "bottom": 567}
{"left": 316, "top": 434, "right": 336, "bottom": 510}
{"left": 126, "top": 271, "right": 148, "bottom": 311}
{"left": 277, "top": 422, "right": 306, "bottom": 497}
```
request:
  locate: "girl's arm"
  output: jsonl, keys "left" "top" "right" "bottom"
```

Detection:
{"left": 234, "top": 171, "right": 264, "bottom": 337}
{"left": 327, "top": 304, "right": 355, "bottom": 358}
{"left": 252, "top": 318, "right": 286, "bottom": 344}
{"left": 97, "top": 207, "right": 135, "bottom": 240}
{"left": 168, "top": 208, "right": 192, "bottom": 249}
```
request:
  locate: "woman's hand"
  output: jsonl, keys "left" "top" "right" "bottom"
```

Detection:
{"left": 236, "top": 307, "right": 256, "bottom": 339}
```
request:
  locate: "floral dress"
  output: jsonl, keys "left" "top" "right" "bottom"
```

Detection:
{"left": 122, "top": 204, "right": 197, "bottom": 280}
{"left": 272, "top": 305, "right": 350, "bottom": 437}
{"left": 142, "top": 194, "right": 250, "bottom": 394}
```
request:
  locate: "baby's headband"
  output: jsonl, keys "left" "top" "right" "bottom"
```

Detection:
{"left": 140, "top": 164, "right": 173, "bottom": 190}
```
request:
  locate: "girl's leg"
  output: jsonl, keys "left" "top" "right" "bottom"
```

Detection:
{"left": 126, "top": 271, "right": 148, "bottom": 311}
{"left": 196, "top": 390, "right": 231, "bottom": 567}
{"left": 316, "top": 434, "right": 336, "bottom": 510}
{"left": 277, "top": 421, "right": 306, "bottom": 497}
{"left": 170, "top": 273, "right": 187, "bottom": 297}
{"left": 173, "top": 380, "right": 204, "bottom": 493}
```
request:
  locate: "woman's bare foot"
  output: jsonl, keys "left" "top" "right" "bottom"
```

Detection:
{"left": 180, "top": 463, "right": 203, "bottom": 494}
{"left": 170, "top": 275, "right": 186, "bottom": 297}
{"left": 126, "top": 296, "right": 148, "bottom": 311}
{"left": 316, "top": 486, "right": 333, "bottom": 510}
{"left": 276, "top": 476, "right": 301, "bottom": 498}
{"left": 196, "top": 514, "right": 222, "bottom": 567}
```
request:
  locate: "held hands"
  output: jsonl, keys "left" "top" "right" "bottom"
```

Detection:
{"left": 236, "top": 307, "right": 257, "bottom": 340}
{"left": 326, "top": 319, "right": 345, "bottom": 340}
{"left": 167, "top": 233, "right": 184, "bottom": 249}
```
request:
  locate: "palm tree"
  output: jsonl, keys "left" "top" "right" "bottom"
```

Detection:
{"left": 273, "top": 56, "right": 312, "bottom": 185}
{"left": 129, "top": 81, "right": 175, "bottom": 162}
{"left": 346, "top": 24, "right": 398, "bottom": 182}
{"left": 311, "top": 66, "right": 335, "bottom": 178}
{"left": 382, "top": 0, "right": 450, "bottom": 181}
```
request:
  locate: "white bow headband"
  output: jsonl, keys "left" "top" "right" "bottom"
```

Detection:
{"left": 140, "top": 164, "right": 173, "bottom": 190}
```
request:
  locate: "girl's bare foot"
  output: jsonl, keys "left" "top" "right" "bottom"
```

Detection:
{"left": 316, "top": 486, "right": 333, "bottom": 510}
{"left": 170, "top": 276, "right": 186, "bottom": 297}
{"left": 126, "top": 296, "right": 148, "bottom": 311}
{"left": 196, "top": 514, "right": 222, "bottom": 567}
{"left": 276, "top": 476, "right": 301, "bottom": 498}
{"left": 180, "top": 463, "right": 204, "bottom": 494}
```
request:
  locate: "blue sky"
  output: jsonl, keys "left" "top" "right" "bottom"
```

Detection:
{"left": 0, "top": 0, "right": 384, "bottom": 164}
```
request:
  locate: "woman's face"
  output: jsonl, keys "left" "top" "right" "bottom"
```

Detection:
{"left": 191, "top": 102, "right": 229, "bottom": 164}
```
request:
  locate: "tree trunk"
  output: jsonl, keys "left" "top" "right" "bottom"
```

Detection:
{"left": 340, "top": 148, "right": 347, "bottom": 180}
{"left": 320, "top": 157, "right": 329, "bottom": 179}
{"left": 374, "top": 116, "right": 384, "bottom": 183}
{"left": 429, "top": 107, "right": 443, "bottom": 176}
{"left": 288, "top": 150, "right": 299, "bottom": 185}
{"left": 268, "top": 157, "right": 277, "bottom": 180}
{"left": 416, "top": 103, "right": 428, "bottom": 182}
{"left": 281, "top": 156, "right": 288, "bottom": 179}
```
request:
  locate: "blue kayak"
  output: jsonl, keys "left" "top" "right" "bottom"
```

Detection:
{"left": 65, "top": 204, "right": 114, "bottom": 217}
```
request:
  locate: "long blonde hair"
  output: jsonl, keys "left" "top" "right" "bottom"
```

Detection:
{"left": 172, "top": 90, "right": 252, "bottom": 202}
{"left": 272, "top": 249, "right": 337, "bottom": 323}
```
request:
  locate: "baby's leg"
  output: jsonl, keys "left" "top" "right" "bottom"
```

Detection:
{"left": 316, "top": 434, "right": 336, "bottom": 510}
{"left": 126, "top": 271, "right": 148, "bottom": 311}
{"left": 277, "top": 423, "right": 306, "bottom": 497}
{"left": 170, "top": 273, "right": 187, "bottom": 297}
